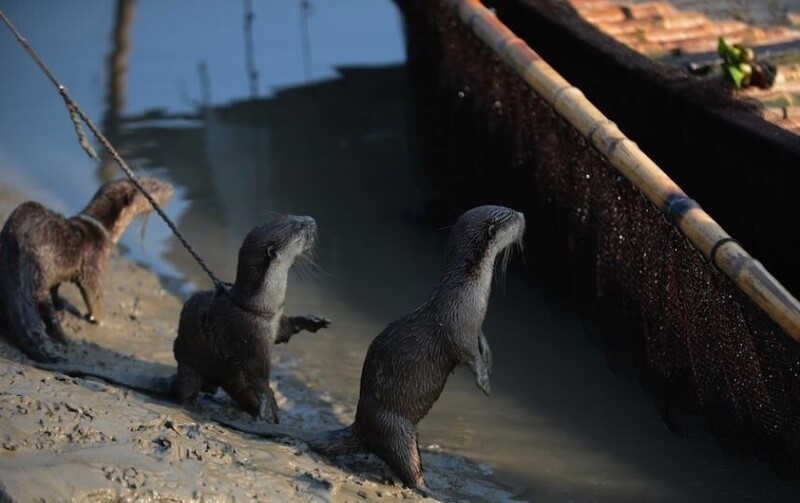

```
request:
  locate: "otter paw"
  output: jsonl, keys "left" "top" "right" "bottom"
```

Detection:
{"left": 50, "top": 326, "right": 69, "bottom": 346}
{"left": 477, "top": 374, "right": 491, "bottom": 397}
{"left": 256, "top": 392, "right": 280, "bottom": 423}
{"left": 256, "top": 404, "right": 279, "bottom": 423}
{"left": 85, "top": 314, "right": 101, "bottom": 325}
{"left": 183, "top": 400, "right": 204, "bottom": 416}
{"left": 299, "top": 314, "right": 331, "bottom": 333}
{"left": 478, "top": 333, "right": 493, "bottom": 373}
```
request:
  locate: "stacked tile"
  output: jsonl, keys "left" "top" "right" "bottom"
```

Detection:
{"left": 569, "top": 0, "right": 800, "bottom": 133}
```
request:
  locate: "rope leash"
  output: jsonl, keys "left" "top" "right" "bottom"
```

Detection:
{"left": 0, "top": 9, "right": 227, "bottom": 291}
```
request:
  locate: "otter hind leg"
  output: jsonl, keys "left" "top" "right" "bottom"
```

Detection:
{"left": 176, "top": 363, "right": 203, "bottom": 406}
{"left": 39, "top": 300, "right": 68, "bottom": 345}
{"left": 0, "top": 256, "right": 62, "bottom": 362}
{"left": 373, "top": 417, "right": 426, "bottom": 491}
{"left": 5, "top": 313, "right": 62, "bottom": 363}
{"left": 224, "top": 376, "right": 279, "bottom": 423}
{"left": 50, "top": 285, "right": 64, "bottom": 310}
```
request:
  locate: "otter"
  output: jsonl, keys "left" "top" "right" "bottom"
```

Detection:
{"left": 313, "top": 205, "right": 525, "bottom": 490}
{"left": 210, "top": 205, "right": 524, "bottom": 492}
{"left": 173, "top": 215, "right": 331, "bottom": 423}
{"left": 0, "top": 177, "right": 174, "bottom": 362}
{"left": 32, "top": 206, "right": 522, "bottom": 493}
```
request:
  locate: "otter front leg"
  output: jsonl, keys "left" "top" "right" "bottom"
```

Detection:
{"left": 466, "top": 332, "right": 492, "bottom": 396}
{"left": 76, "top": 281, "right": 103, "bottom": 324}
{"left": 275, "top": 314, "right": 331, "bottom": 344}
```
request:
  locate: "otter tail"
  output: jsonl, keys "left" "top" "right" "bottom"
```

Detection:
{"left": 0, "top": 240, "right": 60, "bottom": 363}
{"left": 32, "top": 361, "right": 177, "bottom": 397}
{"left": 306, "top": 425, "right": 365, "bottom": 456}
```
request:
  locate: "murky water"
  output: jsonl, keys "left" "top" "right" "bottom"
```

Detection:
{"left": 2, "top": 1, "right": 800, "bottom": 501}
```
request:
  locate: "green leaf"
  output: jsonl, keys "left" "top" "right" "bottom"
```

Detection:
{"left": 730, "top": 46, "right": 743, "bottom": 64}
{"left": 718, "top": 37, "right": 730, "bottom": 61}
{"left": 725, "top": 65, "right": 745, "bottom": 89}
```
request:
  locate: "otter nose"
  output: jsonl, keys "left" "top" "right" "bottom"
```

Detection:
{"left": 293, "top": 215, "right": 316, "bottom": 231}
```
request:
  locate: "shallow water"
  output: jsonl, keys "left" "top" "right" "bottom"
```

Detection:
{"left": 1, "top": 1, "right": 800, "bottom": 501}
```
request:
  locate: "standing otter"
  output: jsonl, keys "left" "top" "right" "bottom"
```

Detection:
{"left": 311, "top": 205, "right": 524, "bottom": 490}
{"left": 173, "top": 215, "right": 331, "bottom": 423}
{"left": 0, "top": 177, "right": 174, "bottom": 362}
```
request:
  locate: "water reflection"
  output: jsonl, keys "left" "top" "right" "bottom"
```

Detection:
{"left": 98, "top": 0, "right": 136, "bottom": 182}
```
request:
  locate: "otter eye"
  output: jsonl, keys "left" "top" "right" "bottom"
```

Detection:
{"left": 487, "top": 224, "right": 497, "bottom": 237}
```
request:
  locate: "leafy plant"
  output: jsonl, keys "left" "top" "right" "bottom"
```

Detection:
{"left": 718, "top": 37, "right": 754, "bottom": 89}
{"left": 718, "top": 37, "right": 777, "bottom": 90}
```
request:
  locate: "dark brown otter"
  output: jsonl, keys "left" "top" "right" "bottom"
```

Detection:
{"left": 173, "top": 215, "right": 330, "bottom": 423}
{"left": 0, "top": 177, "right": 174, "bottom": 362}
{"left": 312, "top": 205, "right": 524, "bottom": 490}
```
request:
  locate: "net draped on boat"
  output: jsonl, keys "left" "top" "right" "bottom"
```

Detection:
{"left": 400, "top": 0, "right": 800, "bottom": 476}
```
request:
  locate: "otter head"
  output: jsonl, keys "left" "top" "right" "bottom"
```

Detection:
{"left": 83, "top": 177, "right": 174, "bottom": 243}
{"left": 232, "top": 215, "right": 317, "bottom": 308}
{"left": 444, "top": 205, "right": 526, "bottom": 276}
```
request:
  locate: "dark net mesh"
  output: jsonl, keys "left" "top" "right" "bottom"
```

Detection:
{"left": 399, "top": 0, "right": 800, "bottom": 476}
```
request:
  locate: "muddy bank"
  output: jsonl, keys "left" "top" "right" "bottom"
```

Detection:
{"left": 0, "top": 186, "right": 517, "bottom": 502}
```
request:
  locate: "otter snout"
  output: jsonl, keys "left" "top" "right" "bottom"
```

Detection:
{"left": 497, "top": 209, "right": 525, "bottom": 249}
{"left": 512, "top": 211, "right": 526, "bottom": 240}
{"left": 291, "top": 215, "right": 317, "bottom": 249}
{"left": 292, "top": 215, "right": 316, "bottom": 231}
{"left": 138, "top": 177, "right": 175, "bottom": 207}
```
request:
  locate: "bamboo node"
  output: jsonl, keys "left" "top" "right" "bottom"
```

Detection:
{"left": 710, "top": 237, "right": 741, "bottom": 271}
{"left": 551, "top": 85, "right": 579, "bottom": 108}
{"left": 663, "top": 195, "right": 700, "bottom": 225}
{"left": 587, "top": 119, "right": 616, "bottom": 144}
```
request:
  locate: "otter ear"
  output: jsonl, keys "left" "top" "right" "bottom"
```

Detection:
{"left": 123, "top": 190, "right": 135, "bottom": 206}
{"left": 487, "top": 224, "right": 497, "bottom": 237}
{"left": 267, "top": 245, "right": 277, "bottom": 259}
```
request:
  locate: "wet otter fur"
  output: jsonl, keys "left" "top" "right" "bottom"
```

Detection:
{"left": 30, "top": 206, "right": 522, "bottom": 493}
{"left": 209, "top": 205, "right": 525, "bottom": 491}
{"left": 321, "top": 205, "right": 525, "bottom": 490}
{"left": 0, "top": 177, "right": 174, "bottom": 362}
{"left": 173, "top": 215, "right": 331, "bottom": 423}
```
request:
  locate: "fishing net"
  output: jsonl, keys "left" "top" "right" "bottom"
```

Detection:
{"left": 400, "top": 0, "right": 800, "bottom": 476}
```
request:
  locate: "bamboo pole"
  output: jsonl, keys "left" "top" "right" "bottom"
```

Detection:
{"left": 446, "top": 0, "right": 800, "bottom": 342}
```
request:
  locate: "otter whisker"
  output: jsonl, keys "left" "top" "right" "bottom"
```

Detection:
{"left": 515, "top": 238, "right": 527, "bottom": 269}
{"left": 493, "top": 245, "right": 511, "bottom": 290}
{"left": 257, "top": 209, "right": 287, "bottom": 220}
{"left": 138, "top": 211, "right": 151, "bottom": 251}
{"left": 295, "top": 251, "right": 329, "bottom": 280}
